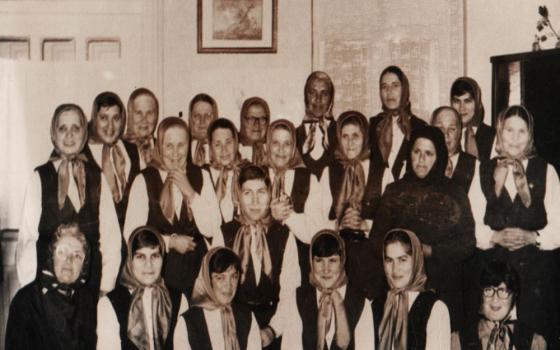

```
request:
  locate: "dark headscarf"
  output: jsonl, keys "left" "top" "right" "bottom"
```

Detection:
{"left": 303, "top": 71, "right": 335, "bottom": 122}
{"left": 239, "top": 96, "right": 270, "bottom": 146}
{"left": 450, "top": 77, "right": 485, "bottom": 128}
{"left": 403, "top": 126, "right": 448, "bottom": 185}
{"left": 88, "top": 91, "right": 126, "bottom": 145}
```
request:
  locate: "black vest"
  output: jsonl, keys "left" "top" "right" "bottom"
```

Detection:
{"left": 36, "top": 160, "right": 102, "bottom": 293}
{"left": 107, "top": 284, "right": 182, "bottom": 350}
{"left": 142, "top": 166, "right": 207, "bottom": 296}
{"left": 297, "top": 285, "right": 365, "bottom": 350}
{"left": 290, "top": 167, "right": 312, "bottom": 213}
{"left": 372, "top": 290, "right": 438, "bottom": 350}
{"left": 480, "top": 157, "right": 548, "bottom": 231}
{"left": 295, "top": 121, "right": 337, "bottom": 179}
{"left": 221, "top": 220, "right": 290, "bottom": 327}
{"left": 451, "top": 151, "right": 477, "bottom": 194}
{"left": 183, "top": 304, "right": 252, "bottom": 350}
{"left": 474, "top": 123, "right": 496, "bottom": 162}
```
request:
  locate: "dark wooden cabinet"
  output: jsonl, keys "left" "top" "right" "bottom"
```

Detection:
{"left": 491, "top": 49, "right": 560, "bottom": 171}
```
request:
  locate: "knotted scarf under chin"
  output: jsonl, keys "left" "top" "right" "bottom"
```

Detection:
{"left": 136, "top": 137, "right": 154, "bottom": 165}
{"left": 101, "top": 143, "right": 127, "bottom": 203}
{"left": 251, "top": 142, "right": 266, "bottom": 166}
{"left": 232, "top": 215, "right": 273, "bottom": 284}
{"left": 479, "top": 316, "right": 515, "bottom": 350}
{"left": 50, "top": 153, "right": 88, "bottom": 210}
{"left": 334, "top": 159, "right": 366, "bottom": 221}
{"left": 376, "top": 113, "right": 412, "bottom": 165}
{"left": 494, "top": 158, "right": 532, "bottom": 208}
{"left": 193, "top": 139, "right": 207, "bottom": 167}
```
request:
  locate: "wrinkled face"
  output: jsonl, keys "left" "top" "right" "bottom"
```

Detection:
{"left": 211, "top": 265, "right": 239, "bottom": 305}
{"left": 433, "top": 110, "right": 461, "bottom": 156}
{"left": 384, "top": 242, "right": 413, "bottom": 289}
{"left": 130, "top": 94, "right": 158, "bottom": 139}
{"left": 243, "top": 104, "right": 268, "bottom": 143}
{"left": 269, "top": 127, "right": 294, "bottom": 170}
{"left": 411, "top": 138, "right": 437, "bottom": 179}
{"left": 451, "top": 93, "right": 476, "bottom": 125}
{"left": 95, "top": 105, "right": 123, "bottom": 145}
{"left": 380, "top": 72, "right": 402, "bottom": 110}
{"left": 501, "top": 115, "right": 530, "bottom": 159}
{"left": 306, "top": 78, "right": 332, "bottom": 118}
{"left": 132, "top": 246, "right": 163, "bottom": 286}
{"left": 53, "top": 235, "right": 86, "bottom": 284}
{"left": 481, "top": 282, "right": 513, "bottom": 322}
{"left": 191, "top": 101, "right": 215, "bottom": 140}
{"left": 211, "top": 127, "right": 236, "bottom": 167}
{"left": 54, "top": 111, "right": 86, "bottom": 157}
{"left": 312, "top": 254, "right": 343, "bottom": 289}
{"left": 162, "top": 126, "right": 189, "bottom": 171}
{"left": 340, "top": 122, "right": 364, "bottom": 160}
{"left": 239, "top": 179, "right": 270, "bottom": 222}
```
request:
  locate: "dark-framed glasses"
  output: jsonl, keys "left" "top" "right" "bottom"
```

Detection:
{"left": 482, "top": 286, "right": 512, "bottom": 299}
{"left": 245, "top": 116, "right": 268, "bottom": 127}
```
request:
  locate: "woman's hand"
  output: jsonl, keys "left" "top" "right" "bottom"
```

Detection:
{"left": 168, "top": 170, "right": 196, "bottom": 201}
{"left": 421, "top": 244, "right": 432, "bottom": 257}
{"left": 340, "top": 207, "right": 363, "bottom": 231}
{"left": 260, "top": 326, "right": 275, "bottom": 348}
{"left": 270, "top": 197, "right": 293, "bottom": 221}
{"left": 169, "top": 234, "right": 196, "bottom": 254}
{"left": 491, "top": 228, "right": 537, "bottom": 251}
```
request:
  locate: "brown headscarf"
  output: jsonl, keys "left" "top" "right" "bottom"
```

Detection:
{"left": 333, "top": 111, "right": 370, "bottom": 222}
{"left": 303, "top": 71, "right": 335, "bottom": 122}
{"left": 493, "top": 105, "right": 536, "bottom": 208}
{"left": 376, "top": 66, "right": 413, "bottom": 164}
{"left": 49, "top": 104, "right": 88, "bottom": 210}
{"left": 450, "top": 77, "right": 485, "bottom": 128}
{"left": 124, "top": 88, "right": 159, "bottom": 164}
{"left": 191, "top": 247, "right": 241, "bottom": 350}
{"left": 120, "top": 226, "right": 172, "bottom": 350}
{"left": 379, "top": 229, "right": 427, "bottom": 350}
{"left": 239, "top": 97, "right": 270, "bottom": 144}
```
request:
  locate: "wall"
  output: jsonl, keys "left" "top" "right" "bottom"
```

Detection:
{"left": 466, "top": 0, "right": 560, "bottom": 124}
{"left": 162, "top": 0, "right": 312, "bottom": 127}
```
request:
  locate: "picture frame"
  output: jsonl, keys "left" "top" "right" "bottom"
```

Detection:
{"left": 197, "top": 0, "right": 277, "bottom": 54}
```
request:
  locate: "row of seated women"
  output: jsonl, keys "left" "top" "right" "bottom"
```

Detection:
{"left": 11, "top": 65, "right": 560, "bottom": 349}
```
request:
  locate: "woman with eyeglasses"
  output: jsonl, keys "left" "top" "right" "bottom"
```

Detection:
{"left": 239, "top": 97, "right": 270, "bottom": 166}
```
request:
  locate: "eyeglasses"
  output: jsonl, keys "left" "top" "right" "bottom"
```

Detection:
{"left": 245, "top": 116, "right": 268, "bottom": 127}
{"left": 482, "top": 286, "right": 512, "bottom": 299}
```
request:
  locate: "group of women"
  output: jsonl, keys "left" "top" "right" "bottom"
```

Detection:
{"left": 6, "top": 66, "right": 560, "bottom": 350}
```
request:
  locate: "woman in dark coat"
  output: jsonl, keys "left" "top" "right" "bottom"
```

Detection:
{"left": 371, "top": 125, "right": 476, "bottom": 335}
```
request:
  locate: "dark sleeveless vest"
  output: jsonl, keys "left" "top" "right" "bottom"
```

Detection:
{"left": 297, "top": 285, "right": 365, "bottom": 350}
{"left": 474, "top": 123, "right": 496, "bottom": 162}
{"left": 451, "top": 151, "right": 476, "bottom": 194}
{"left": 142, "top": 166, "right": 207, "bottom": 297}
{"left": 372, "top": 290, "right": 438, "bottom": 350}
{"left": 460, "top": 319, "right": 536, "bottom": 350}
{"left": 221, "top": 220, "right": 290, "bottom": 327}
{"left": 107, "top": 284, "right": 182, "bottom": 350}
{"left": 480, "top": 157, "right": 548, "bottom": 231}
{"left": 295, "top": 121, "right": 337, "bottom": 179}
{"left": 36, "top": 160, "right": 102, "bottom": 293}
{"left": 183, "top": 303, "right": 252, "bottom": 350}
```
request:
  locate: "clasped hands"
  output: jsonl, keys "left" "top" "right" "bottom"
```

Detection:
{"left": 491, "top": 227, "right": 538, "bottom": 251}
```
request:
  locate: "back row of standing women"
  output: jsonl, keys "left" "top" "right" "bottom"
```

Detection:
{"left": 12, "top": 66, "right": 560, "bottom": 349}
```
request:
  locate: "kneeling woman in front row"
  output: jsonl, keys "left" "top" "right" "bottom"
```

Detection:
{"left": 373, "top": 229, "right": 450, "bottom": 350}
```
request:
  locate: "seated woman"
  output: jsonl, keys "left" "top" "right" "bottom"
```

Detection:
{"left": 97, "top": 226, "right": 188, "bottom": 349}
{"left": 6, "top": 223, "right": 96, "bottom": 350}
{"left": 174, "top": 247, "right": 261, "bottom": 350}
{"left": 461, "top": 261, "right": 546, "bottom": 350}
{"left": 268, "top": 229, "right": 375, "bottom": 350}
{"left": 373, "top": 229, "right": 450, "bottom": 350}
{"left": 238, "top": 96, "right": 270, "bottom": 166}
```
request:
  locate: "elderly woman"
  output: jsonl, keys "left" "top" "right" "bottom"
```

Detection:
{"left": 174, "top": 247, "right": 261, "bottom": 350}
{"left": 17, "top": 103, "right": 120, "bottom": 295}
{"left": 124, "top": 117, "right": 222, "bottom": 298}
{"left": 372, "top": 229, "right": 450, "bottom": 350}
{"left": 239, "top": 96, "right": 270, "bottom": 166}
{"left": 371, "top": 126, "right": 475, "bottom": 334}
{"left": 188, "top": 93, "right": 218, "bottom": 167}
{"left": 267, "top": 229, "right": 375, "bottom": 350}
{"left": 461, "top": 261, "right": 547, "bottom": 350}
{"left": 97, "top": 226, "right": 188, "bottom": 349}
{"left": 6, "top": 223, "right": 96, "bottom": 350}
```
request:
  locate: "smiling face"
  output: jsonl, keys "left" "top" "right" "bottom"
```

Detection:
{"left": 380, "top": 72, "right": 402, "bottom": 110}
{"left": 239, "top": 179, "right": 270, "bottom": 222}
{"left": 501, "top": 115, "right": 530, "bottom": 159}
{"left": 53, "top": 110, "right": 86, "bottom": 157}
{"left": 95, "top": 105, "right": 123, "bottom": 145}
{"left": 312, "top": 254, "right": 343, "bottom": 289}
{"left": 130, "top": 94, "right": 157, "bottom": 139}
{"left": 306, "top": 78, "right": 332, "bottom": 118}
{"left": 211, "top": 265, "right": 239, "bottom": 305}
{"left": 481, "top": 282, "right": 514, "bottom": 321}
{"left": 432, "top": 109, "right": 461, "bottom": 156}
{"left": 340, "top": 122, "right": 364, "bottom": 160}
{"left": 191, "top": 101, "right": 215, "bottom": 140}
{"left": 162, "top": 126, "right": 189, "bottom": 171}
{"left": 411, "top": 138, "right": 437, "bottom": 179}
{"left": 53, "top": 235, "right": 86, "bottom": 284}
{"left": 384, "top": 242, "right": 413, "bottom": 289}
{"left": 211, "top": 127, "right": 236, "bottom": 167}
{"left": 132, "top": 246, "right": 163, "bottom": 286}
{"left": 269, "top": 127, "right": 294, "bottom": 170}
{"left": 451, "top": 92, "right": 476, "bottom": 125}
{"left": 243, "top": 104, "right": 268, "bottom": 143}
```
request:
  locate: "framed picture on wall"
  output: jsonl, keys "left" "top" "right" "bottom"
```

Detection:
{"left": 197, "top": 0, "right": 277, "bottom": 53}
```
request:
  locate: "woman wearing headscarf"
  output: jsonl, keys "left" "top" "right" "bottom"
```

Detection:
{"left": 316, "top": 111, "right": 380, "bottom": 300}
{"left": 371, "top": 126, "right": 475, "bottom": 336}
{"left": 296, "top": 71, "right": 338, "bottom": 178}
{"left": 460, "top": 261, "right": 547, "bottom": 350}
{"left": 239, "top": 97, "right": 270, "bottom": 166}
{"left": 97, "top": 226, "right": 188, "bottom": 350}
{"left": 368, "top": 66, "right": 427, "bottom": 202}
{"left": 372, "top": 229, "right": 450, "bottom": 350}
{"left": 470, "top": 105, "right": 560, "bottom": 345}
{"left": 17, "top": 103, "right": 121, "bottom": 295}
{"left": 267, "top": 229, "right": 375, "bottom": 350}
{"left": 174, "top": 247, "right": 261, "bottom": 350}
{"left": 450, "top": 77, "right": 496, "bottom": 162}
{"left": 221, "top": 164, "right": 300, "bottom": 350}
{"left": 7, "top": 223, "right": 96, "bottom": 350}
{"left": 188, "top": 93, "right": 218, "bottom": 167}
{"left": 123, "top": 117, "right": 222, "bottom": 298}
